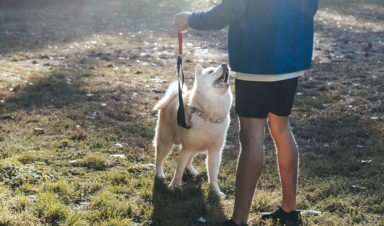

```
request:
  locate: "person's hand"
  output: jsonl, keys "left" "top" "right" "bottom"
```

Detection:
{"left": 174, "top": 12, "right": 191, "bottom": 33}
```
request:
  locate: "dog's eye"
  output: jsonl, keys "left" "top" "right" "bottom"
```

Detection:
{"left": 208, "top": 70, "right": 214, "bottom": 74}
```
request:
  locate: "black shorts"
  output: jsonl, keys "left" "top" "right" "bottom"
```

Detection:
{"left": 235, "top": 77, "right": 299, "bottom": 118}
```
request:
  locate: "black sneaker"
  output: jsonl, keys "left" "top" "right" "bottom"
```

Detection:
{"left": 261, "top": 207, "right": 303, "bottom": 226}
{"left": 222, "top": 219, "right": 248, "bottom": 226}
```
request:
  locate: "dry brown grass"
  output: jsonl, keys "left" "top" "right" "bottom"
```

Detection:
{"left": 0, "top": 0, "right": 383, "bottom": 225}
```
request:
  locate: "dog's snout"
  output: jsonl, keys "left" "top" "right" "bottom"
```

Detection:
{"left": 221, "top": 64, "right": 228, "bottom": 72}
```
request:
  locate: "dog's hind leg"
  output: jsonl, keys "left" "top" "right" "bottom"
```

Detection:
{"left": 186, "top": 154, "right": 198, "bottom": 175}
{"left": 155, "top": 139, "right": 173, "bottom": 179}
{"left": 170, "top": 149, "right": 194, "bottom": 187}
{"left": 206, "top": 147, "right": 224, "bottom": 196}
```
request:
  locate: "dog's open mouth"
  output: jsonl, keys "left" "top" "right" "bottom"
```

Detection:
{"left": 219, "top": 69, "right": 229, "bottom": 83}
{"left": 214, "top": 65, "right": 229, "bottom": 88}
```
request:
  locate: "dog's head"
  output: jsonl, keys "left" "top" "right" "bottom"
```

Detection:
{"left": 194, "top": 64, "right": 230, "bottom": 95}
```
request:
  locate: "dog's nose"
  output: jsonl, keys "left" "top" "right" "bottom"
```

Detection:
{"left": 221, "top": 64, "right": 228, "bottom": 72}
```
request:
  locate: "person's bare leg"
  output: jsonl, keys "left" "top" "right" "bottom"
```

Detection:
{"left": 232, "top": 116, "right": 266, "bottom": 224}
{"left": 268, "top": 113, "right": 298, "bottom": 212}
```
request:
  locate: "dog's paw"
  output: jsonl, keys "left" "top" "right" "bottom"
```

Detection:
{"left": 156, "top": 172, "right": 166, "bottom": 179}
{"left": 213, "top": 189, "right": 225, "bottom": 198}
{"left": 216, "top": 191, "right": 226, "bottom": 198}
{"left": 169, "top": 179, "right": 181, "bottom": 188}
{"left": 211, "top": 186, "right": 226, "bottom": 198}
{"left": 186, "top": 167, "right": 198, "bottom": 175}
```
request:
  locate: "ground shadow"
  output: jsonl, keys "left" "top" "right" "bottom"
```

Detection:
{"left": 1, "top": 70, "right": 86, "bottom": 113}
{"left": 151, "top": 173, "right": 226, "bottom": 225}
{"left": 295, "top": 112, "right": 383, "bottom": 176}
{"left": 0, "top": 43, "right": 143, "bottom": 115}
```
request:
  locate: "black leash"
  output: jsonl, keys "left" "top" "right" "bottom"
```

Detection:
{"left": 177, "top": 32, "right": 191, "bottom": 129}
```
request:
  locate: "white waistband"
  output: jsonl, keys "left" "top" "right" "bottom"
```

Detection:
{"left": 233, "top": 71, "right": 305, "bottom": 82}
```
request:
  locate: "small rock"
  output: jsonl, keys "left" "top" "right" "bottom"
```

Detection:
{"left": 33, "top": 128, "right": 45, "bottom": 135}
{"left": 300, "top": 210, "right": 322, "bottom": 216}
{"left": 197, "top": 217, "right": 206, "bottom": 223}
{"left": 40, "top": 55, "right": 49, "bottom": 59}
{"left": 115, "top": 143, "right": 123, "bottom": 148}
{"left": 142, "top": 163, "right": 155, "bottom": 168}
{"left": 351, "top": 185, "right": 365, "bottom": 191}
{"left": 110, "top": 154, "right": 126, "bottom": 159}
{"left": 74, "top": 201, "right": 89, "bottom": 210}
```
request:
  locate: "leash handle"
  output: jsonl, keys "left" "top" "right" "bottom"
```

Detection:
{"left": 178, "top": 32, "right": 183, "bottom": 55}
{"left": 176, "top": 32, "right": 191, "bottom": 129}
{"left": 177, "top": 56, "right": 191, "bottom": 129}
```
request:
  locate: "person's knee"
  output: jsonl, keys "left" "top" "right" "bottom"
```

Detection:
{"left": 268, "top": 114, "right": 291, "bottom": 138}
{"left": 238, "top": 117, "right": 266, "bottom": 149}
{"left": 239, "top": 128, "right": 263, "bottom": 146}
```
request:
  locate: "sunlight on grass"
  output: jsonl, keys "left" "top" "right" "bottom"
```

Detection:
{"left": 0, "top": 0, "right": 383, "bottom": 225}
{"left": 37, "top": 191, "right": 70, "bottom": 223}
{"left": 78, "top": 153, "right": 109, "bottom": 170}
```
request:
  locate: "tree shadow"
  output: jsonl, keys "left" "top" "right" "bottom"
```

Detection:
{"left": 0, "top": 43, "right": 142, "bottom": 115}
{"left": 151, "top": 173, "right": 227, "bottom": 225}
{"left": 0, "top": 0, "right": 188, "bottom": 55}
{"left": 1, "top": 71, "right": 86, "bottom": 113}
{"left": 292, "top": 111, "right": 383, "bottom": 177}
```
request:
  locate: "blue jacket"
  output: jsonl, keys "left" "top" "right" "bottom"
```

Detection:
{"left": 188, "top": 0, "right": 320, "bottom": 75}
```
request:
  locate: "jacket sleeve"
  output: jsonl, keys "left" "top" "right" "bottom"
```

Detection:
{"left": 188, "top": 0, "right": 248, "bottom": 30}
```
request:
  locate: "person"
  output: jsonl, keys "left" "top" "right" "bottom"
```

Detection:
{"left": 174, "top": 0, "right": 319, "bottom": 225}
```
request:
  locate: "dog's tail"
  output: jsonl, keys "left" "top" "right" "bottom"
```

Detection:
{"left": 153, "top": 81, "right": 187, "bottom": 110}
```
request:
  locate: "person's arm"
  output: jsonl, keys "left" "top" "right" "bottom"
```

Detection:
{"left": 188, "top": 0, "right": 248, "bottom": 30}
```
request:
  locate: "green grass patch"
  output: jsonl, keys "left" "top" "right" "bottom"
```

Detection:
{"left": 78, "top": 153, "right": 109, "bottom": 170}
{"left": 0, "top": 0, "right": 383, "bottom": 225}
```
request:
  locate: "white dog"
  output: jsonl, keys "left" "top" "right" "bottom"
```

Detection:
{"left": 153, "top": 63, "right": 232, "bottom": 195}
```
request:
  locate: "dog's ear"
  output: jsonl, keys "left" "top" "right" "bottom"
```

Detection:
{"left": 195, "top": 64, "right": 203, "bottom": 76}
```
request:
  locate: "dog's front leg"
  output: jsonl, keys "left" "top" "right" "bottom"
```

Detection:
{"left": 207, "top": 147, "right": 224, "bottom": 197}
{"left": 170, "top": 149, "right": 193, "bottom": 187}
{"left": 186, "top": 153, "right": 198, "bottom": 175}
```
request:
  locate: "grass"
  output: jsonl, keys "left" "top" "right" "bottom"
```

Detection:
{"left": 0, "top": 0, "right": 383, "bottom": 225}
{"left": 78, "top": 153, "right": 109, "bottom": 171}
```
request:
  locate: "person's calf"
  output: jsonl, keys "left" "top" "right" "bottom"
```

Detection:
{"left": 268, "top": 113, "right": 299, "bottom": 213}
{"left": 232, "top": 116, "right": 266, "bottom": 224}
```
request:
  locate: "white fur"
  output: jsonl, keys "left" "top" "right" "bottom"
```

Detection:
{"left": 153, "top": 81, "right": 187, "bottom": 111}
{"left": 153, "top": 64, "right": 232, "bottom": 196}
